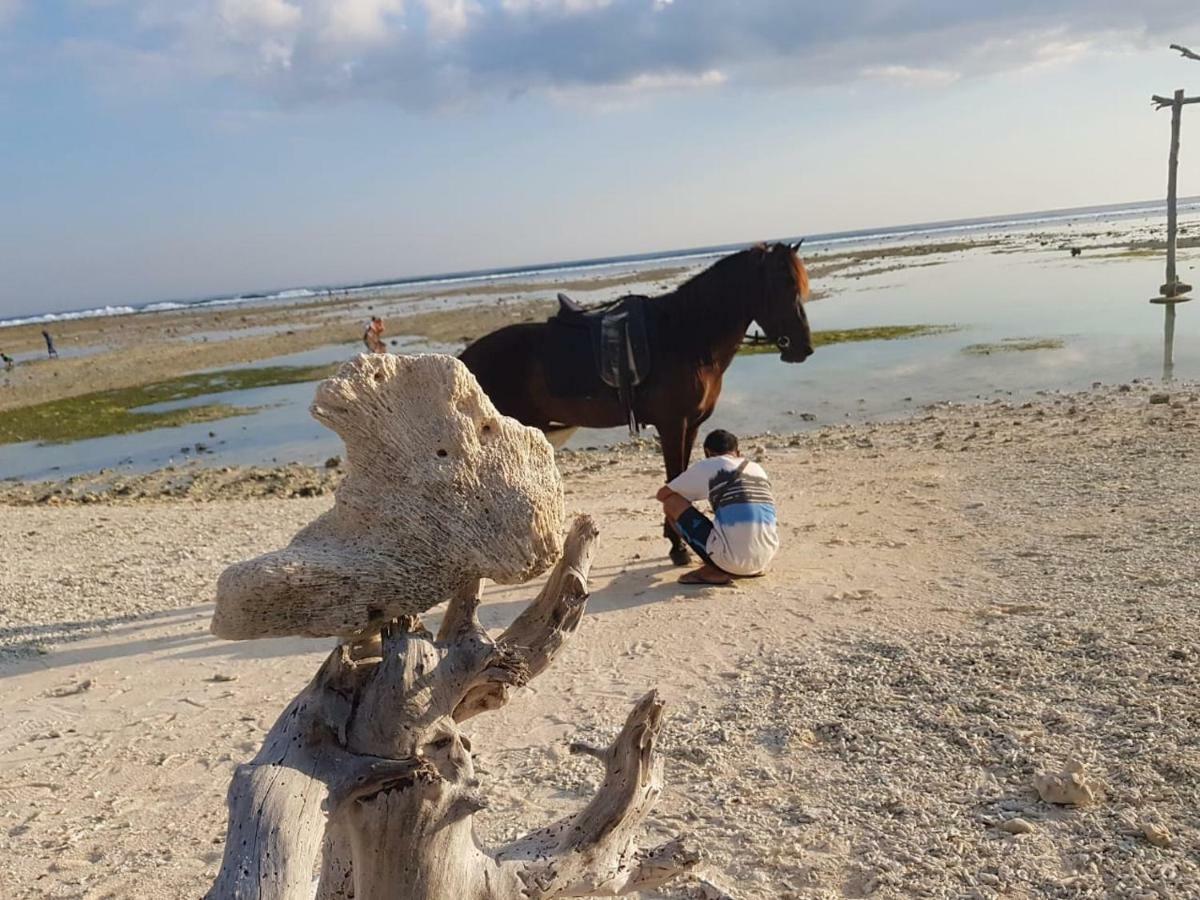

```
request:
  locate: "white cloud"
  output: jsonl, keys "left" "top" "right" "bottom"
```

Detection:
{"left": 547, "top": 66, "right": 725, "bottom": 109}
{"left": 218, "top": 0, "right": 301, "bottom": 33}
{"left": 500, "top": 0, "right": 611, "bottom": 13}
{"left": 321, "top": 0, "right": 405, "bottom": 43}
{"left": 1025, "top": 38, "right": 1095, "bottom": 70}
{"left": 421, "top": 0, "right": 478, "bottom": 38}
{"left": 862, "top": 65, "right": 960, "bottom": 88}
{"left": 46, "top": 1, "right": 1200, "bottom": 109}
{"left": 624, "top": 68, "right": 726, "bottom": 91}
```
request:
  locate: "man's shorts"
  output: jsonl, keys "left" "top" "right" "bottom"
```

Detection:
{"left": 673, "top": 507, "right": 717, "bottom": 566}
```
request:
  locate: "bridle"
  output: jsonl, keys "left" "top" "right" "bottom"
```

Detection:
{"left": 754, "top": 240, "right": 807, "bottom": 353}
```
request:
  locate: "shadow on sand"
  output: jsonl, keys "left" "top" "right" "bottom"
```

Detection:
{"left": 0, "top": 558, "right": 686, "bottom": 679}
{"left": 0, "top": 604, "right": 330, "bottom": 678}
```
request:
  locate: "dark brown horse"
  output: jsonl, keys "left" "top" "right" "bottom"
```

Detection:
{"left": 460, "top": 241, "right": 813, "bottom": 564}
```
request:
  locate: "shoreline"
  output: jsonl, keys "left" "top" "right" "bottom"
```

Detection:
{"left": 0, "top": 377, "right": 1182, "bottom": 504}
{"left": 0, "top": 207, "right": 1180, "bottom": 416}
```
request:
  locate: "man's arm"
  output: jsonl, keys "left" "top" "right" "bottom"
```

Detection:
{"left": 663, "top": 459, "right": 712, "bottom": 503}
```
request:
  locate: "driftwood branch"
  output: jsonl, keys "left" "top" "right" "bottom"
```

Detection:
{"left": 455, "top": 516, "right": 598, "bottom": 721}
{"left": 211, "top": 513, "right": 695, "bottom": 900}
{"left": 497, "top": 691, "right": 700, "bottom": 897}
{"left": 206, "top": 645, "right": 428, "bottom": 899}
{"left": 1171, "top": 43, "right": 1200, "bottom": 61}
{"left": 437, "top": 578, "right": 485, "bottom": 642}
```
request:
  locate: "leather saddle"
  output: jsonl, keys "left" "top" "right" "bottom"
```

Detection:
{"left": 551, "top": 292, "right": 653, "bottom": 433}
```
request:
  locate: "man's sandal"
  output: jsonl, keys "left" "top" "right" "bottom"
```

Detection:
{"left": 677, "top": 568, "right": 734, "bottom": 586}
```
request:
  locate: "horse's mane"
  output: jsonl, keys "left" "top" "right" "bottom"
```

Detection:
{"left": 650, "top": 247, "right": 763, "bottom": 361}
{"left": 791, "top": 250, "right": 810, "bottom": 301}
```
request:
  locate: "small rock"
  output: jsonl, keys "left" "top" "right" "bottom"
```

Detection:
{"left": 1149, "top": 393, "right": 1170, "bottom": 405}
{"left": 324, "top": 456, "right": 342, "bottom": 469}
{"left": 47, "top": 679, "right": 94, "bottom": 698}
{"left": 692, "top": 877, "right": 737, "bottom": 900}
{"left": 1034, "top": 760, "right": 1102, "bottom": 807}
{"left": 1142, "top": 822, "right": 1172, "bottom": 848}
{"left": 998, "top": 817, "right": 1035, "bottom": 835}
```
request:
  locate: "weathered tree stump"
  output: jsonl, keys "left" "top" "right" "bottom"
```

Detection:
{"left": 208, "top": 517, "right": 697, "bottom": 899}
{"left": 206, "top": 355, "right": 698, "bottom": 899}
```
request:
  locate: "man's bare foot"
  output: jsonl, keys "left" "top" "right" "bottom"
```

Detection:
{"left": 677, "top": 564, "right": 734, "bottom": 586}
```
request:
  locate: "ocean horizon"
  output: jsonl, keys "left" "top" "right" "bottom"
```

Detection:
{"left": 4, "top": 194, "right": 1196, "bottom": 330}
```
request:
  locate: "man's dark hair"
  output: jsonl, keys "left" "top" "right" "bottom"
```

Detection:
{"left": 703, "top": 429, "right": 739, "bottom": 455}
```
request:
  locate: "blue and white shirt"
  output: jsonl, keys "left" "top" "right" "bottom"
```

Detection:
{"left": 667, "top": 455, "right": 779, "bottom": 576}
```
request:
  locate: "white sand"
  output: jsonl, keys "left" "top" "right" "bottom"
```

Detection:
{"left": 2, "top": 383, "right": 1198, "bottom": 898}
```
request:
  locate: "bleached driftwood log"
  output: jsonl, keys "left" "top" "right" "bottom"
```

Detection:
{"left": 207, "top": 356, "right": 697, "bottom": 899}
{"left": 208, "top": 517, "right": 697, "bottom": 899}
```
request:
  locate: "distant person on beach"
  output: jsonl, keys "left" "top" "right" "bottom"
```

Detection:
{"left": 656, "top": 429, "right": 779, "bottom": 586}
{"left": 362, "top": 316, "right": 385, "bottom": 353}
{"left": 42, "top": 330, "right": 58, "bottom": 359}
{"left": 1, "top": 351, "right": 12, "bottom": 371}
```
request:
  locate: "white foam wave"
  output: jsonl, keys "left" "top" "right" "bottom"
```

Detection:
{"left": 0, "top": 305, "right": 140, "bottom": 328}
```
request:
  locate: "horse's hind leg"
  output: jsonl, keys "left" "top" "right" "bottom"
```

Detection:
{"left": 658, "top": 419, "right": 693, "bottom": 566}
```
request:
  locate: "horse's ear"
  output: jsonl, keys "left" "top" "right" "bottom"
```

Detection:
{"left": 790, "top": 239, "right": 804, "bottom": 251}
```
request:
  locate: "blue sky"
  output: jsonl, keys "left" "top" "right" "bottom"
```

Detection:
{"left": 2, "top": 1, "right": 1200, "bottom": 318}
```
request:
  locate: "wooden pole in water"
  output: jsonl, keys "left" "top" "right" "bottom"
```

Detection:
{"left": 1165, "top": 90, "right": 1182, "bottom": 380}
{"left": 1166, "top": 90, "right": 1183, "bottom": 290}
{"left": 1150, "top": 89, "right": 1199, "bottom": 380}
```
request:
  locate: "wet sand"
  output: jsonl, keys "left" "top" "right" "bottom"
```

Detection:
{"left": 0, "top": 266, "right": 692, "bottom": 412}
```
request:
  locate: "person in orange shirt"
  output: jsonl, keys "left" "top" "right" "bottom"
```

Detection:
{"left": 362, "top": 316, "right": 385, "bottom": 353}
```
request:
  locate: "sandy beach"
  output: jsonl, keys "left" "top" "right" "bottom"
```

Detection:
{"left": 3, "top": 380, "right": 1197, "bottom": 898}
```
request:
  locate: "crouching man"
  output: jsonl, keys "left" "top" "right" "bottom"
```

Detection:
{"left": 656, "top": 429, "right": 779, "bottom": 586}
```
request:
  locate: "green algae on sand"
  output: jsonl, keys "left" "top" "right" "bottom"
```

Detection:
{"left": 0, "top": 364, "right": 338, "bottom": 445}
{"left": 740, "top": 324, "right": 958, "bottom": 355}
{"left": 962, "top": 338, "right": 1064, "bottom": 356}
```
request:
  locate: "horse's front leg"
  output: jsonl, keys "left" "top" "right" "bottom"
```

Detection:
{"left": 659, "top": 418, "right": 693, "bottom": 566}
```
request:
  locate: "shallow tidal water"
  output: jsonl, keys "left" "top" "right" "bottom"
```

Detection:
{"left": 2, "top": 213, "right": 1198, "bottom": 481}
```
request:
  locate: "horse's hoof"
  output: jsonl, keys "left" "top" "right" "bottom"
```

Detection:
{"left": 669, "top": 547, "right": 692, "bottom": 567}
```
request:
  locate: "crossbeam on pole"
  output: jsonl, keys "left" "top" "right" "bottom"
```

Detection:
{"left": 1153, "top": 94, "right": 1200, "bottom": 110}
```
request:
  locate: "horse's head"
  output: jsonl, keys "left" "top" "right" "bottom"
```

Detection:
{"left": 752, "top": 242, "right": 813, "bottom": 363}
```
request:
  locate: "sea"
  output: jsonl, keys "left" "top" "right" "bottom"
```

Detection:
{"left": 3, "top": 196, "right": 1199, "bottom": 480}
{"left": 3, "top": 197, "right": 1197, "bottom": 329}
